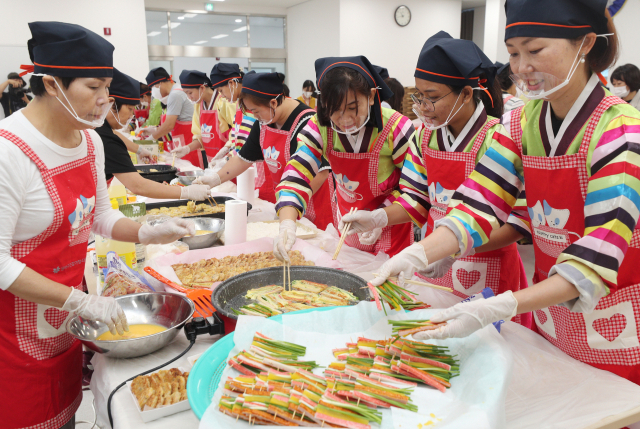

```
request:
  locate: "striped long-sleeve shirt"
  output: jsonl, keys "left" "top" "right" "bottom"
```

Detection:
{"left": 275, "top": 108, "right": 416, "bottom": 217}
{"left": 395, "top": 105, "right": 509, "bottom": 228}
{"left": 438, "top": 84, "right": 640, "bottom": 310}
{"left": 231, "top": 110, "right": 256, "bottom": 153}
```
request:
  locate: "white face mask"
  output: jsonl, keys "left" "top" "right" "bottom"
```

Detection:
{"left": 44, "top": 75, "right": 112, "bottom": 128}
{"left": 140, "top": 101, "right": 149, "bottom": 108}
{"left": 509, "top": 36, "right": 597, "bottom": 100}
{"left": 227, "top": 79, "right": 239, "bottom": 103}
{"left": 414, "top": 92, "right": 465, "bottom": 131}
{"left": 188, "top": 87, "right": 204, "bottom": 105}
{"left": 303, "top": 91, "right": 313, "bottom": 98}
{"left": 331, "top": 97, "right": 371, "bottom": 135}
{"left": 611, "top": 85, "right": 630, "bottom": 98}
{"left": 110, "top": 104, "right": 132, "bottom": 129}
{"left": 257, "top": 94, "right": 280, "bottom": 126}
{"left": 152, "top": 86, "right": 169, "bottom": 104}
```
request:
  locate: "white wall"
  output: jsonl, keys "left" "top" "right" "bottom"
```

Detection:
{"left": 482, "top": 0, "right": 508, "bottom": 63}
{"left": 0, "top": 0, "right": 149, "bottom": 84}
{"left": 339, "top": 0, "right": 462, "bottom": 88}
{"left": 472, "top": 6, "right": 486, "bottom": 50}
{"left": 612, "top": 1, "right": 640, "bottom": 74}
{"left": 286, "top": 0, "right": 341, "bottom": 98}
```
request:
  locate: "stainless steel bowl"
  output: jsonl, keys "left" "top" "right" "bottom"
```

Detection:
{"left": 66, "top": 292, "right": 194, "bottom": 359}
{"left": 180, "top": 218, "right": 225, "bottom": 249}
{"left": 177, "top": 170, "right": 206, "bottom": 186}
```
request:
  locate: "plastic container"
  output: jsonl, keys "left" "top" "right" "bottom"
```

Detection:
{"left": 108, "top": 183, "right": 127, "bottom": 208}
{"left": 95, "top": 235, "right": 137, "bottom": 283}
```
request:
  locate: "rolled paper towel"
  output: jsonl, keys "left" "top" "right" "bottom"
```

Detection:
{"left": 225, "top": 199, "right": 248, "bottom": 245}
{"left": 237, "top": 166, "right": 256, "bottom": 205}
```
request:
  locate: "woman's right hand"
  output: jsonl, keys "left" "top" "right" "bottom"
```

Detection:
{"left": 193, "top": 173, "right": 221, "bottom": 188}
{"left": 61, "top": 289, "right": 128, "bottom": 335}
{"left": 339, "top": 208, "right": 388, "bottom": 235}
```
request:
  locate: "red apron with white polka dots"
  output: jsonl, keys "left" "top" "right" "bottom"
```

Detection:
{"left": 0, "top": 129, "right": 97, "bottom": 427}
{"left": 512, "top": 96, "right": 640, "bottom": 383}
{"left": 260, "top": 109, "right": 333, "bottom": 230}
{"left": 327, "top": 111, "right": 414, "bottom": 257}
{"left": 418, "top": 120, "right": 530, "bottom": 326}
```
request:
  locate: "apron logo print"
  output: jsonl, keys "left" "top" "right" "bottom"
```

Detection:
{"left": 592, "top": 313, "right": 626, "bottom": 342}
{"left": 262, "top": 146, "right": 282, "bottom": 172}
{"left": 335, "top": 173, "right": 363, "bottom": 203}
{"left": 201, "top": 123, "right": 213, "bottom": 138}
{"left": 528, "top": 200, "right": 570, "bottom": 229}
{"left": 53, "top": 266, "right": 60, "bottom": 274}
{"left": 429, "top": 182, "right": 454, "bottom": 210}
{"left": 68, "top": 194, "right": 95, "bottom": 239}
{"left": 44, "top": 308, "right": 69, "bottom": 330}
{"left": 536, "top": 309, "right": 548, "bottom": 325}
{"left": 455, "top": 268, "right": 481, "bottom": 289}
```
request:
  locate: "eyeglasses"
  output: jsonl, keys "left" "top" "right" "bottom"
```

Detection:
{"left": 410, "top": 90, "right": 453, "bottom": 112}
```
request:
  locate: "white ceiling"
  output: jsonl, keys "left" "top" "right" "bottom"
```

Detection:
{"left": 168, "top": 0, "right": 309, "bottom": 7}
{"left": 461, "top": 0, "right": 486, "bottom": 8}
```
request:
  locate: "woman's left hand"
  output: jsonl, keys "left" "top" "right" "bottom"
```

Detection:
{"left": 138, "top": 218, "right": 196, "bottom": 245}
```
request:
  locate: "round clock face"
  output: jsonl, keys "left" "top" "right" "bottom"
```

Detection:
{"left": 395, "top": 5, "right": 411, "bottom": 27}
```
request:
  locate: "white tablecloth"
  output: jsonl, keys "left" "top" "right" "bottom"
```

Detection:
{"left": 90, "top": 205, "right": 640, "bottom": 429}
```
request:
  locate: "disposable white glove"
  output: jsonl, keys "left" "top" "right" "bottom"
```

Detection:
{"left": 138, "top": 218, "right": 196, "bottom": 245}
{"left": 136, "top": 145, "right": 153, "bottom": 158}
{"left": 62, "top": 289, "right": 128, "bottom": 335}
{"left": 420, "top": 256, "right": 456, "bottom": 279}
{"left": 339, "top": 208, "right": 388, "bottom": 235}
{"left": 359, "top": 228, "right": 383, "bottom": 245}
{"left": 193, "top": 172, "right": 221, "bottom": 188}
{"left": 171, "top": 146, "right": 191, "bottom": 159}
{"left": 139, "top": 126, "right": 157, "bottom": 139}
{"left": 419, "top": 248, "right": 474, "bottom": 279}
{"left": 213, "top": 146, "right": 231, "bottom": 160}
{"left": 370, "top": 243, "right": 429, "bottom": 287}
{"left": 412, "top": 291, "right": 519, "bottom": 340}
{"left": 273, "top": 220, "right": 297, "bottom": 263}
{"left": 180, "top": 184, "right": 211, "bottom": 201}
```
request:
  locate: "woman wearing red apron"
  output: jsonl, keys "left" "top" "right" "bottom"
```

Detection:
{"left": 96, "top": 68, "right": 211, "bottom": 201}
{"left": 194, "top": 72, "right": 334, "bottom": 230}
{"left": 344, "top": 33, "right": 530, "bottom": 328}
{"left": 142, "top": 67, "right": 195, "bottom": 157}
{"left": 172, "top": 69, "right": 237, "bottom": 168}
{"left": 273, "top": 56, "right": 416, "bottom": 261}
{"left": 0, "top": 22, "right": 196, "bottom": 429}
{"left": 372, "top": 0, "right": 640, "bottom": 385}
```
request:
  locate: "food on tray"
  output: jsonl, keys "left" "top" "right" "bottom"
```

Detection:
{"left": 147, "top": 203, "right": 224, "bottom": 218}
{"left": 367, "top": 280, "right": 430, "bottom": 314}
{"left": 131, "top": 368, "right": 188, "bottom": 409}
{"left": 97, "top": 324, "right": 166, "bottom": 341}
{"left": 232, "top": 281, "right": 359, "bottom": 317}
{"left": 171, "top": 251, "right": 313, "bottom": 286}
{"left": 221, "top": 333, "right": 466, "bottom": 427}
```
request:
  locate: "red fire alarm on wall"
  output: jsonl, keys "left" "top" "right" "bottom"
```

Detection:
{"left": 104, "top": 28, "right": 111, "bottom": 36}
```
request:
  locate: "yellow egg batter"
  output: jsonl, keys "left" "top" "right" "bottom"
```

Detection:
{"left": 97, "top": 324, "right": 166, "bottom": 341}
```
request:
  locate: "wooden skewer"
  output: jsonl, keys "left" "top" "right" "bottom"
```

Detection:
{"left": 373, "top": 273, "right": 453, "bottom": 291}
{"left": 171, "top": 152, "right": 176, "bottom": 168}
{"left": 333, "top": 207, "right": 356, "bottom": 260}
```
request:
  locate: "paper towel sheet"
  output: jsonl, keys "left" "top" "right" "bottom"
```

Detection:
{"left": 200, "top": 302, "right": 513, "bottom": 429}
{"left": 150, "top": 237, "right": 342, "bottom": 290}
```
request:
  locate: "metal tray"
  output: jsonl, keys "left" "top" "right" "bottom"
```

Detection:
{"left": 145, "top": 197, "right": 251, "bottom": 220}
{"left": 211, "top": 266, "right": 371, "bottom": 320}
{"left": 136, "top": 164, "right": 177, "bottom": 183}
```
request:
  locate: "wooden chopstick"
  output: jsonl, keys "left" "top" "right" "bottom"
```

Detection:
{"left": 287, "top": 263, "right": 291, "bottom": 291}
{"left": 171, "top": 153, "right": 176, "bottom": 168}
{"left": 208, "top": 196, "right": 218, "bottom": 207}
{"left": 373, "top": 274, "right": 453, "bottom": 292}
{"left": 333, "top": 207, "right": 356, "bottom": 260}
